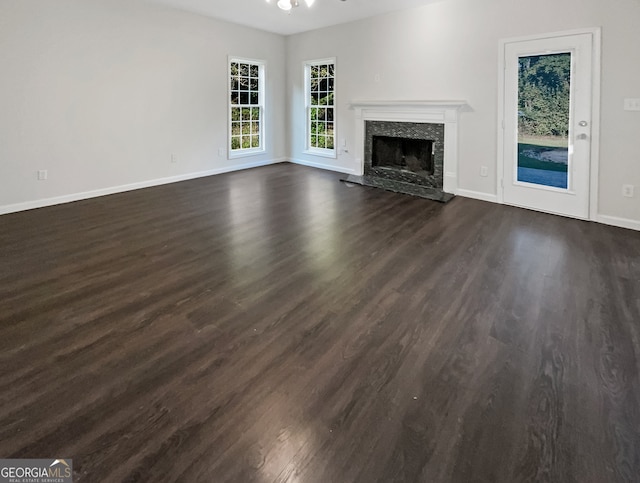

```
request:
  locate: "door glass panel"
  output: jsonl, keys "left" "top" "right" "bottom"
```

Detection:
{"left": 517, "top": 53, "right": 571, "bottom": 189}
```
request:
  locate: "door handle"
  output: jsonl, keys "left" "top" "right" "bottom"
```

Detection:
{"left": 576, "top": 133, "right": 588, "bottom": 140}
{"left": 579, "top": 121, "right": 588, "bottom": 127}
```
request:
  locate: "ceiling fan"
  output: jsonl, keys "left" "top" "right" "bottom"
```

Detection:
{"left": 268, "top": 0, "right": 347, "bottom": 13}
{"left": 270, "top": 0, "right": 314, "bottom": 12}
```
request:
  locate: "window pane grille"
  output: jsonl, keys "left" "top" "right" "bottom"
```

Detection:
{"left": 230, "top": 59, "right": 264, "bottom": 154}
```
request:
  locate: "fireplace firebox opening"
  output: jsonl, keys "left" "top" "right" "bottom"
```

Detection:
{"left": 372, "top": 136, "right": 434, "bottom": 177}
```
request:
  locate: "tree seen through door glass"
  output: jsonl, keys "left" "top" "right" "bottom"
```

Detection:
{"left": 517, "top": 53, "right": 571, "bottom": 189}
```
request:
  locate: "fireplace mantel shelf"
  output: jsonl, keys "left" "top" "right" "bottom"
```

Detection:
{"left": 349, "top": 100, "right": 468, "bottom": 110}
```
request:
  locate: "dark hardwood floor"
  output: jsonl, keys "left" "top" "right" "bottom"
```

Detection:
{"left": 1, "top": 163, "right": 639, "bottom": 482}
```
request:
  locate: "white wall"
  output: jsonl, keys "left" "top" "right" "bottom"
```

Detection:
{"left": 2, "top": 0, "right": 639, "bottom": 226}
{"left": 0, "top": 0, "right": 286, "bottom": 212}
{"left": 286, "top": 0, "right": 640, "bottom": 225}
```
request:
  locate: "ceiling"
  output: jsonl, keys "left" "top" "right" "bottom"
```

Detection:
{"left": 142, "top": 0, "right": 440, "bottom": 36}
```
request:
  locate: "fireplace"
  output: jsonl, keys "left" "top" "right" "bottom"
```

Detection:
{"left": 372, "top": 136, "right": 434, "bottom": 176}
{"left": 345, "top": 100, "right": 467, "bottom": 202}
{"left": 364, "top": 121, "right": 444, "bottom": 192}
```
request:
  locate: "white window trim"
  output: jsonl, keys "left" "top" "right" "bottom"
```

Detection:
{"left": 228, "top": 56, "right": 266, "bottom": 159}
{"left": 303, "top": 57, "right": 337, "bottom": 159}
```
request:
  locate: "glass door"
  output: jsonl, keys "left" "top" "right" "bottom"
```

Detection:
{"left": 502, "top": 33, "right": 595, "bottom": 220}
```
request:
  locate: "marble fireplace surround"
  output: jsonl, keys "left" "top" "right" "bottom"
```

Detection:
{"left": 348, "top": 100, "right": 468, "bottom": 201}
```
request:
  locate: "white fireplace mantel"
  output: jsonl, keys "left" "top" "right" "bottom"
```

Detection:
{"left": 350, "top": 100, "right": 468, "bottom": 194}
{"left": 350, "top": 99, "right": 467, "bottom": 111}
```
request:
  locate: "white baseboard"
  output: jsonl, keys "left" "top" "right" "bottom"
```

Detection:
{"left": 0, "top": 158, "right": 285, "bottom": 215}
{"left": 595, "top": 214, "right": 640, "bottom": 232}
{"left": 456, "top": 189, "right": 498, "bottom": 203}
{"left": 289, "top": 158, "right": 357, "bottom": 175}
{"left": 5, "top": 160, "right": 638, "bottom": 233}
{"left": 456, "top": 191, "right": 640, "bottom": 232}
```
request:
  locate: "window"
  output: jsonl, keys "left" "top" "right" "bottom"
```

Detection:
{"left": 305, "top": 59, "right": 336, "bottom": 157}
{"left": 229, "top": 58, "right": 264, "bottom": 157}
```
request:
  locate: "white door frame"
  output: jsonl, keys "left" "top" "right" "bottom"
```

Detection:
{"left": 497, "top": 28, "right": 601, "bottom": 220}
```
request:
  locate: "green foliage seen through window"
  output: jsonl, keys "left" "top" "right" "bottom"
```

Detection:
{"left": 230, "top": 61, "right": 262, "bottom": 151}
{"left": 308, "top": 62, "right": 335, "bottom": 151}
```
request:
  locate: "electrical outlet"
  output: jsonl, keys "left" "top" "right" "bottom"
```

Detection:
{"left": 623, "top": 98, "right": 640, "bottom": 111}
{"left": 37, "top": 170, "right": 48, "bottom": 181}
{"left": 171, "top": 153, "right": 177, "bottom": 163}
{"left": 480, "top": 166, "right": 488, "bottom": 177}
{"left": 622, "top": 184, "right": 634, "bottom": 197}
{"left": 218, "top": 148, "right": 225, "bottom": 157}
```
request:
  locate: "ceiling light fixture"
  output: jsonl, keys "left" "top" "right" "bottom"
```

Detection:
{"left": 268, "top": 0, "right": 316, "bottom": 13}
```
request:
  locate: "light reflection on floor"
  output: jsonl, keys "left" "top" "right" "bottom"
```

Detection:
{"left": 302, "top": 177, "right": 340, "bottom": 275}
{"left": 227, "top": 176, "right": 267, "bottom": 275}
{"left": 507, "top": 221, "right": 572, "bottom": 279}
{"left": 253, "top": 400, "right": 319, "bottom": 483}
